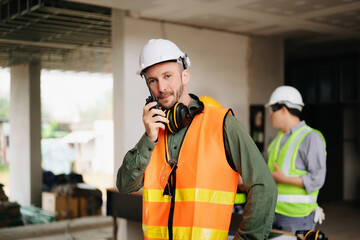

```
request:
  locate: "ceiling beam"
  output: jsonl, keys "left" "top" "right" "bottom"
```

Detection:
{"left": 0, "top": 38, "right": 111, "bottom": 52}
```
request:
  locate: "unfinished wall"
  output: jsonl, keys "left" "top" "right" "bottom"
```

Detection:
{"left": 343, "top": 106, "right": 360, "bottom": 201}
{"left": 248, "top": 37, "right": 284, "bottom": 154}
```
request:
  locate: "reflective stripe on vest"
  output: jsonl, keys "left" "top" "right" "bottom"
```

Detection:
{"left": 143, "top": 106, "right": 239, "bottom": 240}
{"left": 143, "top": 188, "right": 236, "bottom": 205}
{"left": 267, "top": 124, "right": 325, "bottom": 217}
{"left": 143, "top": 225, "right": 228, "bottom": 240}
{"left": 283, "top": 126, "right": 311, "bottom": 176}
{"left": 277, "top": 194, "right": 317, "bottom": 204}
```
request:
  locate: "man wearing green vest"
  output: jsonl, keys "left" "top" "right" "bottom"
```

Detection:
{"left": 265, "top": 86, "right": 327, "bottom": 233}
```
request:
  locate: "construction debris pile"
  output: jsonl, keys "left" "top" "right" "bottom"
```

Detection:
{"left": 42, "top": 171, "right": 102, "bottom": 220}
{"left": 0, "top": 184, "right": 23, "bottom": 228}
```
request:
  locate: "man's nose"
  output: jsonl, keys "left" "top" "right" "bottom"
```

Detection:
{"left": 158, "top": 79, "right": 167, "bottom": 92}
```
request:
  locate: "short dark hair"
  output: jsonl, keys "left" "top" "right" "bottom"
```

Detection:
{"left": 284, "top": 105, "right": 301, "bottom": 118}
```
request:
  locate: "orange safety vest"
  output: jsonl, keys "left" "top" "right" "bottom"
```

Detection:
{"left": 143, "top": 106, "right": 239, "bottom": 240}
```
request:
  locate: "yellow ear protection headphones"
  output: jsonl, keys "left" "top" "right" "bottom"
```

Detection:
{"left": 295, "top": 230, "right": 328, "bottom": 240}
{"left": 165, "top": 94, "right": 204, "bottom": 133}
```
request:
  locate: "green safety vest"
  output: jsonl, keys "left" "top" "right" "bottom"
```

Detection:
{"left": 267, "top": 124, "right": 326, "bottom": 217}
{"left": 234, "top": 193, "right": 246, "bottom": 205}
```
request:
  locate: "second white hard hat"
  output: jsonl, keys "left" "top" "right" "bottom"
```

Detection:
{"left": 137, "top": 39, "right": 190, "bottom": 75}
{"left": 266, "top": 86, "right": 304, "bottom": 111}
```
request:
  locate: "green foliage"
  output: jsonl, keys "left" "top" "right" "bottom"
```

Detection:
{"left": 42, "top": 121, "right": 71, "bottom": 139}
{"left": 0, "top": 97, "right": 9, "bottom": 120}
{"left": 0, "top": 164, "right": 9, "bottom": 172}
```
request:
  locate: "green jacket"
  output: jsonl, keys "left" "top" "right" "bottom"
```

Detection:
{"left": 117, "top": 98, "right": 277, "bottom": 240}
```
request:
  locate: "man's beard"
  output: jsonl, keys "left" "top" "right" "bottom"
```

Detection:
{"left": 158, "top": 83, "right": 184, "bottom": 110}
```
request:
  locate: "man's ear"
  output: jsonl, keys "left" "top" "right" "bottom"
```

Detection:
{"left": 182, "top": 69, "right": 190, "bottom": 85}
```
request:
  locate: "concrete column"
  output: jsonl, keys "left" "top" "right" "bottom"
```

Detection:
{"left": 248, "top": 37, "right": 284, "bottom": 154}
{"left": 9, "top": 62, "right": 42, "bottom": 207}
{"left": 112, "top": 9, "right": 125, "bottom": 187}
{"left": 112, "top": 9, "right": 144, "bottom": 240}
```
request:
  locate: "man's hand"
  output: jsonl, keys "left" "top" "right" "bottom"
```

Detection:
{"left": 314, "top": 206, "right": 325, "bottom": 224}
{"left": 143, "top": 101, "right": 169, "bottom": 142}
{"left": 271, "top": 162, "right": 285, "bottom": 184}
{"left": 271, "top": 162, "right": 305, "bottom": 188}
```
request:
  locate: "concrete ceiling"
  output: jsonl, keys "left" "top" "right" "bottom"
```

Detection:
{"left": 73, "top": 0, "right": 360, "bottom": 43}
{"left": 1, "top": 0, "right": 359, "bottom": 72}
{"left": 0, "top": 0, "right": 112, "bottom": 72}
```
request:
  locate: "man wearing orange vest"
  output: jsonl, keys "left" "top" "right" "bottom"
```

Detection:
{"left": 117, "top": 39, "right": 277, "bottom": 240}
{"left": 266, "top": 86, "right": 327, "bottom": 233}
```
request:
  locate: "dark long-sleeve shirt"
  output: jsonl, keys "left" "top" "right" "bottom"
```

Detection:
{"left": 117, "top": 98, "right": 277, "bottom": 240}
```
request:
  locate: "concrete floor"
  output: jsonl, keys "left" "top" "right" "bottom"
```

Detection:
{"left": 315, "top": 201, "right": 360, "bottom": 239}
{"left": 0, "top": 201, "right": 358, "bottom": 240}
{"left": 18, "top": 226, "right": 112, "bottom": 240}
{"left": 0, "top": 216, "right": 113, "bottom": 240}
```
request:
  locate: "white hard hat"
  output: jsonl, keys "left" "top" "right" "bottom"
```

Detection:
{"left": 266, "top": 86, "right": 304, "bottom": 111}
{"left": 137, "top": 39, "right": 190, "bottom": 75}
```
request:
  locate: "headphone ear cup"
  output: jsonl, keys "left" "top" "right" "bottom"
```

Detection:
{"left": 303, "top": 230, "right": 326, "bottom": 240}
{"left": 176, "top": 103, "right": 190, "bottom": 128}
{"left": 166, "top": 102, "right": 190, "bottom": 133}
{"left": 166, "top": 108, "right": 177, "bottom": 133}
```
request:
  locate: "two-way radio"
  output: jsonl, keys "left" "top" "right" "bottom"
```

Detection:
{"left": 143, "top": 74, "right": 161, "bottom": 110}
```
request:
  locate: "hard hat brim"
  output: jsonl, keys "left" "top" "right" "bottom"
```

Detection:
{"left": 137, "top": 59, "right": 178, "bottom": 75}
